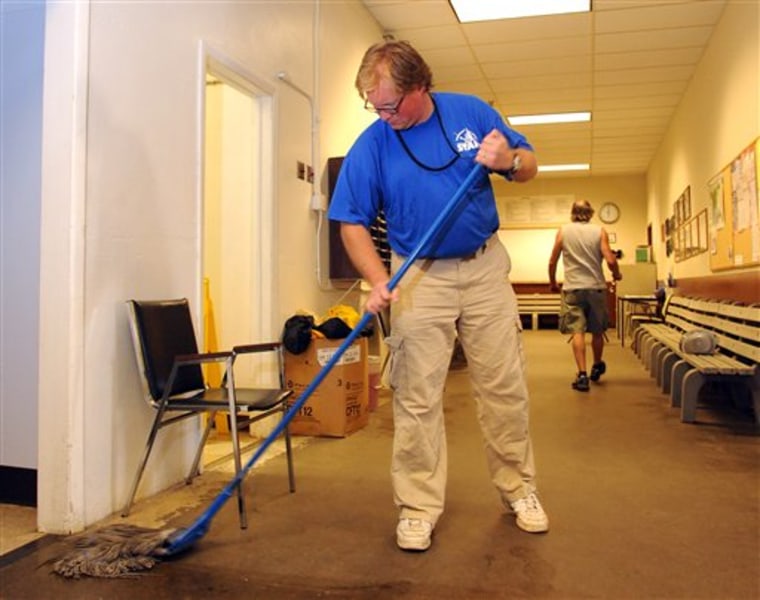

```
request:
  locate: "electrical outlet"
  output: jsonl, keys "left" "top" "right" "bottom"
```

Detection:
{"left": 306, "top": 165, "right": 314, "bottom": 183}
{"left": 297, "top": 161, "right": 306, "bottom": 180}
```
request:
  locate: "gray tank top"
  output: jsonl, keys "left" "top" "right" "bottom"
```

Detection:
{"left": 561, "top": 222, "right": 606, "bottom": 290}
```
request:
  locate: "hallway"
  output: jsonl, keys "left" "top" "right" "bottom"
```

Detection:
{"left": 1, "top": 330, "right": 758, "bottom": 599}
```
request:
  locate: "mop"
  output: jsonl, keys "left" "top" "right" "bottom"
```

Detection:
{"left": 52, "top": 163, "right": 485, "bottom": 578}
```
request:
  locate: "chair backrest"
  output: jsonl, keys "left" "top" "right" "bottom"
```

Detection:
{"left": 126, "top": 299, "right": 206, "bottom": 403}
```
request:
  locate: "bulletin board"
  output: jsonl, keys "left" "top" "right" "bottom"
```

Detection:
{"left": 496, "top": 194, "right": 575, "bottom": 229}
{"left": 708, "top": 137, "right": 760, "bottom": 271}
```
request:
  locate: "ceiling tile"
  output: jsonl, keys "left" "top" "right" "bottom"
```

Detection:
{"left": 390, "top": 25, "right": 469, "bottom": 49}
{"left": 595, "top": 47, "right": 704, "bottom": 71}
{"left": 594, "top": 1, "right": 726, "bottom": 32}
{"left": 593, "top": 80, "right": 688, "bottom": 99}
{"left": 362, "top": 0, "right": 457, "bottom": 30}
{"left": 359, "top": 0, "right": 726, "bottom": 175}
{"left": 462, "top": 12, "right": 592, "bottom": 43}
{"left": 481, "top": 56, "right": 592, "bottom": 80}
{"left": 472, "top": 36, "right": 591, "bottom": 63}
{"left": 594, "top": 65, "right": 695, "bottom": 86}
{"left": 595, "top": 26, "right": 715, "bottom": 54}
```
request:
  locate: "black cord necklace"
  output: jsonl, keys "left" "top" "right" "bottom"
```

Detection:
{"left": 395, "top": 96, "right": 460, "bottom": 172}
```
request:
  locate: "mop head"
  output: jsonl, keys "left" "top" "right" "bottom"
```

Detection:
{"left": 51, "top": 523, "right": 178, "bottom": 579}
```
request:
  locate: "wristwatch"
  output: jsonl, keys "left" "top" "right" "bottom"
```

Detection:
{"left": 509, "top": 154, "right": 522, "bottom": 175}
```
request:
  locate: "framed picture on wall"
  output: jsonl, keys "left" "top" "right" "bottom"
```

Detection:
{"left": 682, "top": 186, "right": 691, "bottom": 220}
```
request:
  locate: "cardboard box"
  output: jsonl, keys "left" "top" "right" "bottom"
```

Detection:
{"left": 284, "top": 337, "right": 369, "bottom": 437}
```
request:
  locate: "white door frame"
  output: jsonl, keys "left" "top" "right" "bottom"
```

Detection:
{"left": 196, "top": 41, "right": 277, "bottom": 350}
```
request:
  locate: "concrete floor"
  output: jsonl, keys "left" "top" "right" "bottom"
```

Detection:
{"left": 1, "top": 330, "right": 758, "bottom": 599}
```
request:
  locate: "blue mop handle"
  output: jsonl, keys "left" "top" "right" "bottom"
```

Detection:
{"left": 175, "top": 163, "right": 484, "bottom": 540}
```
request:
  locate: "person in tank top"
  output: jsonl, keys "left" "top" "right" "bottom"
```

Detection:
{"left": 549, "top": 200, "right": 622, "bottom": 391}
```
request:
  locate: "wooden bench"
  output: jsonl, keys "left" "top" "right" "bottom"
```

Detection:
{"left": 634, "top": 296, "right": 760, "bottom": 423}
{"left": 516, "top": 293, "right": 561, "bottom": 330}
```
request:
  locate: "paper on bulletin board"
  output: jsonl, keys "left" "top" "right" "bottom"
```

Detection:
{"left": 710, "top": 137, "right": 760, "bottom": 270}
{"left": 731, "top": 143, "right": 756, "bottom": 233}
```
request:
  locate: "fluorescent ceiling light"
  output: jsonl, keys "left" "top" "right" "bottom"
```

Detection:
{"left": 450, "top": 0, "right": 591, "bottom": 23}
{"left": 538, "top": 164, "right": 590, "bottom": 172}
{"left": 508, "top": 112, "right": 591, "bottom": 126}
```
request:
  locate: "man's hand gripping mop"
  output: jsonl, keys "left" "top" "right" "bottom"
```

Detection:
{"left": 52, "top": 164, "right": 485, "bottom": 578}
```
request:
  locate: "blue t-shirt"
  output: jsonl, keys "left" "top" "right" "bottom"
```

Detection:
{"left": 328, "top": 92, "right": 533, "bottom": 258}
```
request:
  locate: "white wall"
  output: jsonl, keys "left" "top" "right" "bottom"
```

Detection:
{"left": 0, "top": 0, "right": 44, "bottom": 471}
{"left": 37, "top": 0, "right": 381, "bottom": 532}
{"left": 290, "top": 0, "right": 379, "bottom": 313}
{"left": 647, "top": 0, "right": 759, "bottom": 281}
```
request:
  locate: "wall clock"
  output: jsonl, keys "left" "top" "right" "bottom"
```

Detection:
{"left": 599, "top": 202, "right": 620, "bottom": 224}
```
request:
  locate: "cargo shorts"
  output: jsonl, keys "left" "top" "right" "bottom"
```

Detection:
{"left": 559, "top": 288, "right": 609, "bottom": 334}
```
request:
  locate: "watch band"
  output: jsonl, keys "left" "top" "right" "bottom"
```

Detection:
{"left": 509, "top": 154, "right": 522, "bottom": 175}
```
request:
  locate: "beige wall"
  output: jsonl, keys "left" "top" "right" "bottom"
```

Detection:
{"left": 647, "top": 0, "right": 759, "bottom": 282}
{"left": 494, "top": 0, "right": 759, "bottom": 287}
{"left": 493, "top": 174, "right": 648, "bottom": 282}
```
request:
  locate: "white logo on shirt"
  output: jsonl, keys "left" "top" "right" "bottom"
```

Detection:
{"left": 455, "top": 128, "right": 480, "bottom": 153}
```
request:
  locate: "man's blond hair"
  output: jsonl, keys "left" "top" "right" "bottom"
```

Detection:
{"left": 571, "top": 200, "right": 594, "bottom": 223}
{"left": 355, "top": 40, "right": 433, "bottom": 99}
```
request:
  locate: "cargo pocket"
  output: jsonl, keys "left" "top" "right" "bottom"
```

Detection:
{"left": 513, "top": 315, "right": 527, "bottom": 371}
{"left": 384, "top": 334, "right": 405, "bottom": 392}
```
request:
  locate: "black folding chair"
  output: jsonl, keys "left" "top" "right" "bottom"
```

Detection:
{"left": 123, "top": 298, "right": 295, "bottom": 528}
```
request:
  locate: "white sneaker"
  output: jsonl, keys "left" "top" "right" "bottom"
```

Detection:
{"left": 396, "top": 518, "right": 433, "bottom": 551}
{"left": 510, "top": 493, "right": 549, "bottom": 533}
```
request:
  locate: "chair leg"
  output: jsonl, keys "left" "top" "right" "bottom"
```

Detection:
{"left": 651, "top": 345, "right": 668, "bottom": 380}
{"left": 636, "top": 332, "right": 650, "bottom": 360}
{"left": 670, "top": 360, "right": 691, "bottom": 408}
{"left": 225, "top": 366, "right": 248, "bottom": 530}
{"left": 632, "top": 328, "right": 646, "bottom": 354}
{"left": 660, "top": 352, "right": 679, "bottom": 394}
{"left": 187, "top": 411, "right": 217, "bottom": 484}
{"left": 654, "top": 347, "right": 668, "bottom": 387}
{"left": 122, "top": 408, "right": 167, "bottom": 517}
{"left": 645, "top": 341, "right": 663, "bottom": 373}
{"left": 230, "top": 412, "right": 247, "bottom": 530}
{"left": 641, "top": 336, "right": 657, "bottom": 367}
{"left": 681, "top": 370, "right": 707, "bottom": 423}
{"left": 283, "top": 403, "right": 296, "bottom": 493}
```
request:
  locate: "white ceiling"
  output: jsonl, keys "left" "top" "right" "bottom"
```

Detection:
{"left": 360, "top": 0, "right": 727, "bottom": 176}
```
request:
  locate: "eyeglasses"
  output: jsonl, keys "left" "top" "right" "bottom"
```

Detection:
{"left": 364, "top": 93, "right": 406, "bottom": 115}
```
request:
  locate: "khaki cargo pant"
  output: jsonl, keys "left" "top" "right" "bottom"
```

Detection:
{"left": 387, "top": 235, "right": 537, "bottom": 526}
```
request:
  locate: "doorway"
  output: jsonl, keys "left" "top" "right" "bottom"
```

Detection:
{"left": 201, "top": 45, "right": 277, "bottom": 458}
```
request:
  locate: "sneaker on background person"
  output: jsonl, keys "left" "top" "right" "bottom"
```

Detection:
{"left": 590, "top": 360, "right": 606, "bottom": 382}
{"left": 572, "top": 372, "right": 590, "bottom": 392}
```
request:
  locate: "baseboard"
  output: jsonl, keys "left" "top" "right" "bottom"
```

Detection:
{"left": 0, "top": 465, "right": 37, "bottom": 506}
